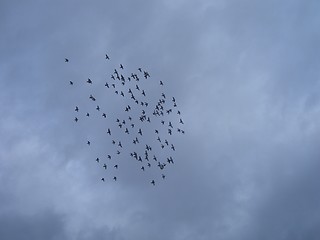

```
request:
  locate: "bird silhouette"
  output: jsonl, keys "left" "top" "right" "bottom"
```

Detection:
{"left": 89, "top": 95, "right": 96, "bottom": 101}
{"left": 65, "top": 58, "right": 69, "bottom": 62}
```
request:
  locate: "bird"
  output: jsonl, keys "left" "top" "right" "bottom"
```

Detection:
{"left": 86, "top": 113, "right": 90, "bottom": 117}
{"left": 114, "top": 165, "right": 118, "bottom": 169}
{"left": 101, "top": 178, "right": 105, "bottom": 182}
{"left": 102, "top": 113, "right": 107, "bottom": 118}
{"left": 87, "top": 78, "right": 92, "bottom": 84}
{"left": 105, "top": 82, "right": 109, "bottom": 88}
{"left": 103, "top": 164, "right": 107, "bottom": 169}
{"left": 151, "top": 180, "right": 155, "bottom": 186}
{"left": 96, "top": 158, "right": 100, "bottom": 163}
{"left": 160, "top": 81, "right": 163, "bottom": 86}
{"left": 105, "top": 54, "right": 110, "bottom": 59}
{"left": 138, "top": 68, "right": 142, "bottom": 72}
{"left": 141, "top": 166, "right": 145, "bottom": 171}
{"left": 179, "top": 118, "right": 184, "bottom": 124}
{"left": 87, "top": 141, "right": 91, "bottom": 145}
{"left": 89, "top": 94, "right": 96, "bottom": 101}
{"left": 120, "top": 64, "right": 123, "bottom": 69}
{"left": 74, "top": 117, "right": 78, "bottom": 122}
{"left": 65, "top": 58, "right": 69, "bottom": 62}
{"left": 69, "top": 81, "right": 74, "bottom": 85}
{"left": 162, "top": 174, "right": 165, "bottom": 179}
{"left": 107, "top": 128, "right": 111, "bottom": 135}
{"left": 107, "top": 155, "right": 111, "bottom": 159}
{"left": 167, "top": 157, "right": 174, "bottom": 164}
{"left": 138, "top": 128, "right": 143, "bottom": 136}
{"left": 113, "top": 176, "right": 117, "bottom": 181}
{"left": 96, "top": 105, "right": 100, "bottom": 111}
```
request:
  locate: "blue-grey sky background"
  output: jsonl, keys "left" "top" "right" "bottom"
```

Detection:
{"left": 1, "top": 0, "right": 320, "bottom": 239}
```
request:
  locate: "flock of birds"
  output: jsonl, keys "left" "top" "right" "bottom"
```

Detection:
{"left": 65, "top": 55, "right": 185, "bottom": 186}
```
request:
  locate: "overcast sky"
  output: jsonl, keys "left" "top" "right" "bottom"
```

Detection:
{"left": 1, "top": 0, "right": 320, "bottom": 239}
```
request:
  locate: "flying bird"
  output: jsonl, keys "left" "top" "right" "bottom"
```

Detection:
{"left": 65, "top": 58, "right": 69, "bottom": 62}
{"left": 89, "top": 95, "right": 96, "bottom": 101}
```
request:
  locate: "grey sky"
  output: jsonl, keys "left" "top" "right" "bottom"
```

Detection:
{"left": 1, "top": 0, "right": 320, "bottom": 239}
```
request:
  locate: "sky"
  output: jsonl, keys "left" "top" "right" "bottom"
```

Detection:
{"left": 1, "top": 0, "right": 320, "bottom": 239}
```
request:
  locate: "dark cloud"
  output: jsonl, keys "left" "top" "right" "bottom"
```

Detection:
{"left": 1, "top": 0, "right": 320, "bottom": 239}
